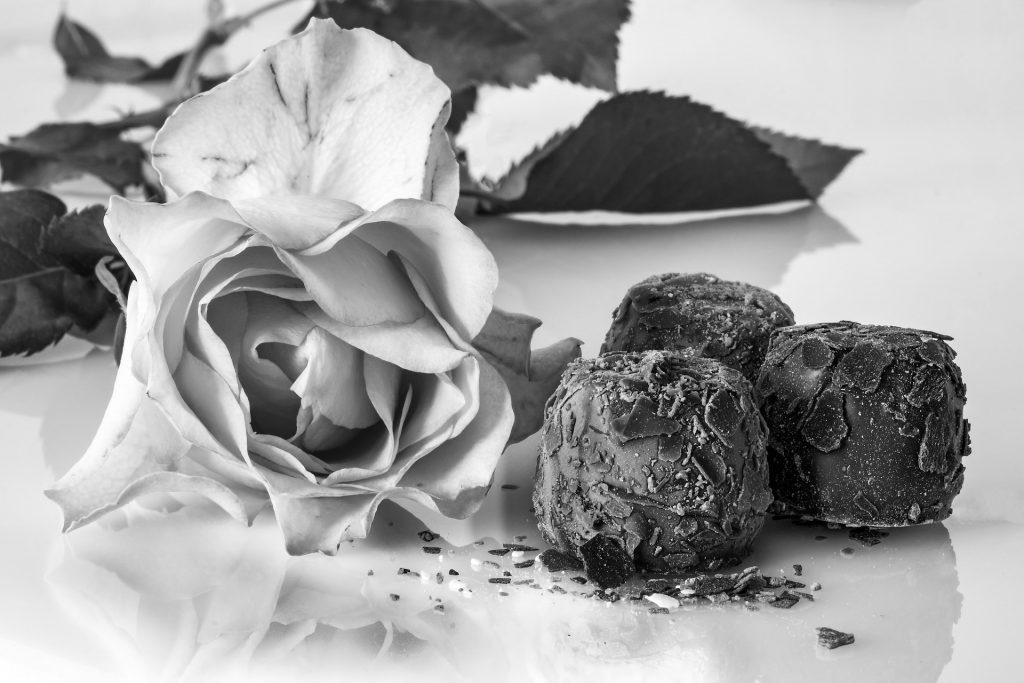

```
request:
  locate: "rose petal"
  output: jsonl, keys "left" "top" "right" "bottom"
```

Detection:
{"left": 46, "top": 288, "right": 254, "bottom": 528}
{"left": 320, "top": 356, "right": 411, "bottom": 484}
{"left": 301, "top": 304, "right": 468, "bottom": 374}
{"left": 107, "top": 193, "right": 248, "bottom": 302}
{"left": 358, "top": 358, "right": 480, "bottom": 492}
{"left": 262, "top": 476, "right": 442, "bottom": 555}
{"left": 399, "top": 359, "right": 513, "bottom": 508}
{"left": 152, "top": 21, "right": 458, "bottom": 210}
{"left": 275, "top": 234, "right": 426, "bottom": 327}
{"left": 174, "top": 350, "right": 250, "bottom": 459}
{"left": 291, "top": 329, "right": 377, "bottom": 433}
{"left": 232, "top": 195, "right": 365, "bottom": 251}
{"left": 353, "top": 199, "right": 498, "bottom": 341}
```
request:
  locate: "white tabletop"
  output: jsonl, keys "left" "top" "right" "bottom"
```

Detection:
{"left": 1, "top": 1, "right": 1022, "bottom": 681}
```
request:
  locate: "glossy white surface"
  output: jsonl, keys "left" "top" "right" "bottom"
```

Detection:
{"left": 2, "top": 1, "right": 1023, "bottom": 681}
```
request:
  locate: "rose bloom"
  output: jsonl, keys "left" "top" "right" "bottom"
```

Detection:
{"left": 46, "top": 22, "right": 558, "bottom": 554}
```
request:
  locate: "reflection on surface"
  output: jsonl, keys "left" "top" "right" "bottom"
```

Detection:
{"left": 49, "top": 493, "right": 960, "bottom": 683}
{"left": 470, "top": 206, "right": 855, "bottom": 348}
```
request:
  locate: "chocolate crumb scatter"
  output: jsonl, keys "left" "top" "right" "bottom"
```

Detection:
{"left": 422, "top": 546, "right": 442, "bottom": 555}
{"left": 434, "top": 604, "right": 445, "bottom": 613}
{"left": 499, "top": 591, "right": 509, "bottom": 596}
{"left": 389, "top": 594, "right": 400, "bottom": 601}
{"left": 840, "top": 547, "right": 855, "bottom": 557}
{"left": 417, "top": 530, "right": 438, "bottom": 542}
{"left": 367, "top": 570, "right": 374, "bottom": 576}
{"left": 817, "top": 627, "right": 855, "bottom": 649}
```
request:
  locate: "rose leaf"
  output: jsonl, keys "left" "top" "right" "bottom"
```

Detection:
{"left": 482, "top": 91, "right": 862, "bottom": 214}
{"left": 53, "top": 14, "right": 186, "bottom": 83}
{"left": 0, "top": 190, "right": 117, "bottom": 356}
{"left": 305, "top": 0, "right": 631, "bottom": 92}
{"left": 447, "top": 86, "right": 478, "bottom": 136}
{"left": 0, "top": 122, "right": 147, "bottom": 193}
{"left": 42, "top": 204, "right": 133, "bottom": 297}
{"left": 473, "top": 307, "right": 582, "bottom": 444}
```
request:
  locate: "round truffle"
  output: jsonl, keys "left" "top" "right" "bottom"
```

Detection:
{"left": 533, "top": 351, "right": 773, "bottom": 576}
{"left": 600, "top": 272, "right": 795, "bottom": 382}
{"left": 756, "top": 322, "right": 971, "bottom": 526}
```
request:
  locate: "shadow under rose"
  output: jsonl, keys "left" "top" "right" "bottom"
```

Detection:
{"left": 47, "top": 492, "right": 960, "bottom": 683}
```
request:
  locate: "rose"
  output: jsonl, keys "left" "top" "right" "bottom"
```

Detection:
{"left": 46, "top": 21, "right": 579, "bottom": 554}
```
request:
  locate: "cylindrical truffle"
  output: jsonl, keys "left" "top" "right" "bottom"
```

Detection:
{"left": 756, "top": 322, "right": 971, "bottom": 526}
{"left": 533, "top": 351, "right": 773, "bottom": 575}
{"left": 601, "top": 272, "right": 795, "bottom": 382}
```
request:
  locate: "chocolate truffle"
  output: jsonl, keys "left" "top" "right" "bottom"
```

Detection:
{"left": 533, "top": 351, "right": 773, "bottom": 576}
{"left": 756, "top": 322, "right": 970, "bottom": 526}
{"left": 601, "top": 272, "right": 795, "bottom": 382}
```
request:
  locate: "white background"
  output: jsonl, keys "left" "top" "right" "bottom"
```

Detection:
{"left": 1, "top": 1, "right": 1022, "bottom": 681}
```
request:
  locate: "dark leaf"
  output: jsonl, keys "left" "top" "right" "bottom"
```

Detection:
{"left": 0, "top": 190, "right": 115, "bottom": 356}
{"left": 752, "top": 127, "right": 863, "bottom": 199}
{"left": 447, "top": 86, "right": 478, "bottom": 135}
{"left": 472, "top": 307, "right": 581, "bottom": 443}
{"left": 305, "top": 0, "right": 631, "bottom": 92}
{"left": 0, "top": 122, "right": 147, "bottom": 193}
{"left": 53, "top": 15, "right": 191, "bottom": 84}
{"left": 41, "top": 205, "right": 117, "bottom": 276}
{"left": 484, "top": 92, "right": 861, "bottom": 214}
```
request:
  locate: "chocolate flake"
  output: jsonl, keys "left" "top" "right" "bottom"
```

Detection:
{"left": 503, "top": 543, "right": 539, "bottom": 552}
{"left": 835, "top": 340, "right": 892, "bottom": 393}
{"left": 800, "top": 389, "right": 848, "bottom": 453}
{"left": 489, "top": 577, "right": 511, "bottom": 584}
{"left": 448, "top": 569, "right": 460, "bottom": 576}
{"left": 422, "top": 546, "right": 442, "bottom": 555}
{"left": 580, "top": 536, "right": 634, "bottom": 589}
{"left": 771, "top": 591, "right": 800, "bottom": 609}
{"left": 853, "top": 492, "right": 880, "bottom": 520}
{"left": 793, "top": 564, "right": 803, "bottom": 576}
{"left": 538, "top": 549, "right": 584, "bottom": 572}
{"left": 501, "top": 484, "right": 520, "bottom": 490}
{"left": 610, "top": 395, "right": 682, "bottom": 441}
{"left": 816, "top": 627, "right": 855, "bottom": 649}
{"left": 488, "top": 549, "right": 511, "bottom": 557}
{"left": 514, "top": 560, "right": 535, "bottom": 569}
